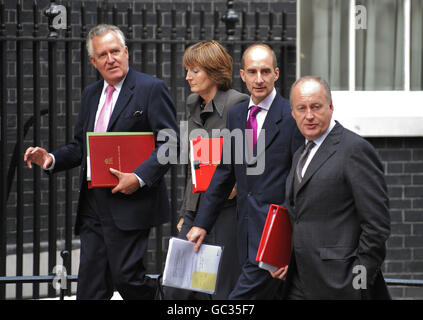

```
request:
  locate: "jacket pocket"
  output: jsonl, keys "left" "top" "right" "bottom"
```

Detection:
{"left": 319, "top": 246, "right": 357, "bottom": 260}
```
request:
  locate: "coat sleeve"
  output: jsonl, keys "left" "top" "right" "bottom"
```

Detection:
{"left": 133, "top": 79, "right": 179, "bottom": 187}
{"left": 345, "top": 139, "right": 390, "bottom": 285}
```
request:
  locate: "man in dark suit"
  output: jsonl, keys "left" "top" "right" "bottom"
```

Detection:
{"left": 187, "top": 43, "right": 304, "bottom": 299}
{"left": 24, "top": 24, "right": 179, "bottom": 299}
{"left": 271, "top": 76, "right": 391, "bottom": 299}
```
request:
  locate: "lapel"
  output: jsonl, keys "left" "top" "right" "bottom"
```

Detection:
{"left": 294, "top": 122, "right": 343, "bottom": 199}
{"left": 86, "top": 82, "right": 103, "bottom": 132}
{"left": 187, "top": 93, "right": 203, "bottom": 127}
{"left": 254, "top": 93, "right": 284, "bottom": 158}
{"left": 286, "top": 145, "right": 303, "bottom": 203}
{"left": 234, "top": 100, "right": 249, "bottom": 165}
{"left": 107, "top": 68, "right": 135, "bottom": 131}
{"left": 211, "top": 89, "right": 226, "bottom": 118}
{"left": 189, "top": 90, "right": 226, "bottom": 127}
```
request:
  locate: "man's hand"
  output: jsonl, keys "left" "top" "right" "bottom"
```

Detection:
{"left": 176, "top": 217, "right": 184, "bottom": 232}
{"left": 24, "top": 146, "right": 53, "bottom": 170}
{"left": 110, "top": 168, "right": 140, "bottom": 195}
{"left": 228, "top": 187, "right": 237, "bottom": 200}
{"left": 186, "top": 226, "right": 207, "bottom": 252}
{"left": 269, "top": 265, "right": 288, "bottom": 280}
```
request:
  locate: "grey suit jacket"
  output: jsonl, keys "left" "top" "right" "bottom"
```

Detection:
{"left": 180, "top": 89, "right": 249, "bottom": 216}
{"left": 285, "top": 122, "right": 391, "bottom": 299}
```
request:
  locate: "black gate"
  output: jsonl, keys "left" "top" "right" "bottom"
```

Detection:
{"left": 0, "top": 0, "right": 296, "bottom": 299}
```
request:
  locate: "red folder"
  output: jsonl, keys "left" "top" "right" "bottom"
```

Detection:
{"left": 87, "top": 132, "right": 155, "bottom": 188}
{"left": 256, "top": 204, "right": 292, "bottom": 272}
{"left": 190, "top": 136, "right": 223, "bottom": 193}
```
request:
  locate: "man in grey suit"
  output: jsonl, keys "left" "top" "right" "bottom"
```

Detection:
{"left": 271, "top": 76, "right": 391, "bottom": 299}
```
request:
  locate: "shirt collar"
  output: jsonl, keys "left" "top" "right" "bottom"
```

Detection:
{"left": 248, "top": 87, "right": 276, "bottom": 111}
{"left": 102, "top": 69, "right": 128, "bottom": 95}
{"left": 306, "top": 117, "right": 336, "bottom": 147}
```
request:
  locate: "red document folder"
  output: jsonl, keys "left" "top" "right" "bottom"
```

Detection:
{"left": 87, "top": 132, "right": 155, "bottom": 188}
{"left": 190, "top": 136, "right": 223, "bottom": 193}
{"left": 256, "top": 204, "right": 292, "bottom": 272}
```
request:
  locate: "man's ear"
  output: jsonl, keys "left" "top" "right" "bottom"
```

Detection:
{"left": 89, "top": 55, "right": 97, "bottom": 70}
{"left": 240, "top": 69, "right": 246, "bottom": 83}
{"left": 274, "top": 67, "right": 280, "bottom": 82}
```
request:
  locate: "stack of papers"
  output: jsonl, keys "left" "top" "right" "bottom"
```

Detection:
{"left": 162, "top": 238, "right": 223, "bottom": 294}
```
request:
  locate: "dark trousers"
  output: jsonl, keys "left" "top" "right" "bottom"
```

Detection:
{"left": 76, "top": 188, "right": 156, "bottom": 300}
{"left": 228, "top": 260, "right": 284, "bottom": 300}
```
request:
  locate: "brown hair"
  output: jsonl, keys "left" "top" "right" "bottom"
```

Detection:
{"left": 183, "top": 40, "right": 233, "bottom": 91}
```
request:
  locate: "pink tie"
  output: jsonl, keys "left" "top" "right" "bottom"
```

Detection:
{"left": 95, "top": 85, "right": 115, "bottom": 132}
{"left": 246, "top": 105, "right": 261, "bottom": 152}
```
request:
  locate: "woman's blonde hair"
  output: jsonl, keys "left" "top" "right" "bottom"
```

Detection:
{"left": 183, "top": 40, "right": 233, "bottom": 91}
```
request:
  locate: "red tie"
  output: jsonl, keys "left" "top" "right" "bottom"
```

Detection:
{"left": 95, "top": 85, "right": 115, "bottom": 132}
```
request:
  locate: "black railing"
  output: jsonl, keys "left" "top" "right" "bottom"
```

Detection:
{"left": 0, "top": 0, "right": 296, "bottom": 299}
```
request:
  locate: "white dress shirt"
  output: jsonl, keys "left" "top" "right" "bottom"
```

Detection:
{"left": 246, "top": 87, "right": 277, "bottom": 138}
{"left": 301, "top": 117, "right": 337, "bottom": 177}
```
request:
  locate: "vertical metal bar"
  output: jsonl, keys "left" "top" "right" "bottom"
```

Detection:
{"left": 240, "top": 8, "right": 248, "bottom": 92}
{"left": 213, "top": 9, "right": 220, "bottom": 41}
{"left": 81, "top": 2, "right": 87, "bottom": 93}
{"left": 32, "top": 0, "right": 41, "bottom": 300}
{"left": 254, "top": 9, "right": 260, "bottom": 41}
{"left": 97, "top": 1, "right": 102, "bottom": 25}
{"left": 267, "top": 12, "right": 273, "bottom": 42}
{"left": 280, "top": 11, "right": 288, "bottom": 97}
{"left": 112, "top": 3, "right": 117, "bottom": 26}
{"left": 0, "top": 0, "right": 7, "bottom": 300}
{"left": 170, "top": 6, "right": 178, "bottom": 238}
{"left": 185, "top": 6, "right": 192, "bottom": 44}
{"left": 64, "top": 1, "right": 73, "bottom": 296}
{"left": 127, "top": 3, "right": 133, "bottom": 66}
{"left": 141, "top": 6, "right": 147, "bottom": 73}
{"left": 222, "top": 0, "right": 239, "bottom": 80}
{"left": 96, "top": 1, "right": 102, "bottom": 81}
{"left": 200, "top": 7, "right": 205, "bottom": 40}
{"left": 46, "top": 18, "right": 58, "bottom": 300}
{"left": 155, "top": 4, "right": 163, "bottom": 273}
{"left": 16, "top": 0, "right": 24, "bottom": 300}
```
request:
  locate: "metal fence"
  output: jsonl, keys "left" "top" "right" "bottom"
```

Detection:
{"left": 0, "top": 0, "right": 296, "bottom": 299}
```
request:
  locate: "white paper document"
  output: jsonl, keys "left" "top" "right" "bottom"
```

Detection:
{"left": 162, "top": 237, "right": 223, "bottom": 294}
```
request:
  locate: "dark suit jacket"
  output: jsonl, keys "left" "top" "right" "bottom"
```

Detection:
{"left": 194, "top": 92, "right": 304, "bottom": 264}
{"left": 180, "top": 89, "right": 249, "bottom": 215}
{"left": 285, "top": 122, "right": 391, "bottom": 299}
{"left": 51, "top": 68, "right": 179, "bottom": 232}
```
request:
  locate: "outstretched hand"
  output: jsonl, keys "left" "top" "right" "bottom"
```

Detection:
{"left": 24, "top": 146, "right": 53, "bottom": 170}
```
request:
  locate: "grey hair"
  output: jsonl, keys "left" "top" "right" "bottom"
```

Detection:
{"left": 289, "top": 76, "right": 332, "bottom": 106}
{"left": 86, "top": 24, "right": 126, "bottom": 57}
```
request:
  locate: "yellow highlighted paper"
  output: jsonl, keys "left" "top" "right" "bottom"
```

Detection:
{"left": 191, "top": 271, "right": 217, "bottom": 291}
